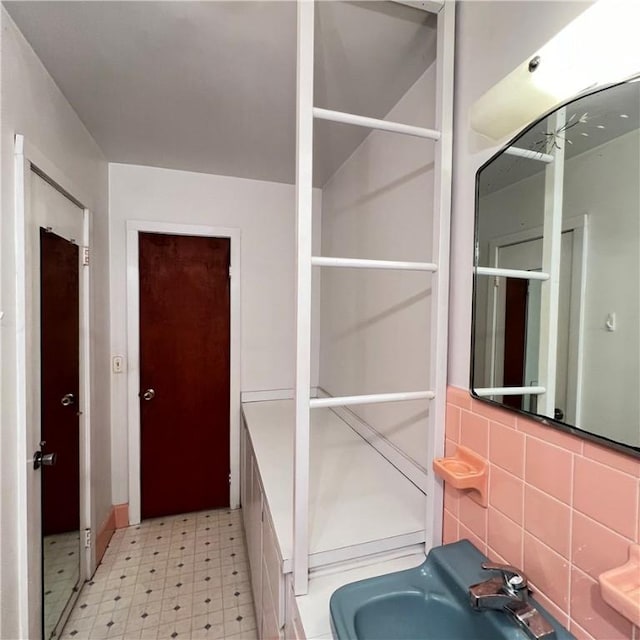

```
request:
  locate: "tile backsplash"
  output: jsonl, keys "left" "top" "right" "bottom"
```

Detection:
{"left": 444, "top": 386, "right": 640, "bottom": 640}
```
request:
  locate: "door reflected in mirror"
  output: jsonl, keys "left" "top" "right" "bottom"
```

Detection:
{"left": 472, "top": 78, "right": 640, "bottom": 456}
{"left": 35, "top": 171, "right": 84, "bottom": 638}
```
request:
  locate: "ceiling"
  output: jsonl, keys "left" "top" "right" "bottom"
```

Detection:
{"left": 480, "top": 79, "right": 640, "bottom": 196}
{"left": 4, "top": 1, "right": 437, "bottom": 186}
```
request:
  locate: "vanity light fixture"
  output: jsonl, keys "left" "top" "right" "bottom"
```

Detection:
{"left": 471, "top": 0, "right": 640, "bottom": 140}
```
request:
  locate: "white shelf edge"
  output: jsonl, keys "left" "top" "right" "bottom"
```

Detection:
{"left": 311, "top": 256, "right": 437, "bottom": 272}
{"left": 310, "top": 391, "right": 435, "bottom": 409}
{"left": 475, "top": 266, "right": 550, "bottom": 281}
{"left": 313, "top": 107, "right": 441, "bottom": 140}
{"left": 474, "top": 385, "right": 546, "bottom": 397}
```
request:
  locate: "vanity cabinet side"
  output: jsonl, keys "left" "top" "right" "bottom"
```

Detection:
{"left": 262, "top": 506, "right": 285, "bottom": 635}
{"left": 241, "top": 420, "right": 264, "bottom": 636}
{"left": 241, "top": 417, "right": 287, "bottom": 639}
{"left": 284, "top": 576, "right": 306, "bottom": 640}
{"left": 262, "top": 553, "right": 281, "bottom": 639}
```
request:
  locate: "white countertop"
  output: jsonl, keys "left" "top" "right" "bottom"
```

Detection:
{"left": 242, "top": 399, "right": 426, "bottom": 569}
{"left": 296, "top": 553, "right": 426, "bottom": 639}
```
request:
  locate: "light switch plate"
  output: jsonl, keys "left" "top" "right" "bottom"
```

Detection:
{"left": 112, "top": 355, "right": 124, "bottom": 373}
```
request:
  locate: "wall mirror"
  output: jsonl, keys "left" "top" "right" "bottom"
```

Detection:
{"left": 471, "top": 77, "right": 640, "bottom": 457}
{"left": 30, "top": 170, "right": 84, "bottom": 638}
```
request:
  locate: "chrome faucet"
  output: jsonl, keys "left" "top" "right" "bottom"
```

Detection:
{"left": 469, "top": 562, "right": 556, "bottom": 640}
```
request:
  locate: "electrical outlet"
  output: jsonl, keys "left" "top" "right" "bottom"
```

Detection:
{"left": 112, "top": 355, "right": 124, "bottom": 373}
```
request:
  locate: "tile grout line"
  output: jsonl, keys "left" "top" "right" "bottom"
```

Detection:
{"left": 567, "top": 449, "right": 575, "bottom": 627}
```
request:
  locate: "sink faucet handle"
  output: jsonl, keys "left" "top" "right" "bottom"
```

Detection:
{"left": 481, "top": 562, "right": 528, "bottom": 591}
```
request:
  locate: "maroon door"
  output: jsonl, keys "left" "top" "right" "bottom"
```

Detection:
{"left": 40, "top": 229, "right": 80, "bottom": 535}
{"left": 503, "top": 277, "right": 528, "bottom": 410}
{"left": 139, "top": 232, "right": 231, "bottom": 519}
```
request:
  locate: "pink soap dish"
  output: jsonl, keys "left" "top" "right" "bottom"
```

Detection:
{"left": 599, "top": 544, "right": 640, "bottom": 627}
{"left": 433, "top": 445, "right": 488, "bottom": 507}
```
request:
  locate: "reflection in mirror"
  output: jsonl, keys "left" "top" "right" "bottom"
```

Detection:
{"left": 41, "top": 229, "right": 80, "bottom": 639}
{"left": 36, "top": 173, "right": 83, "bottom": 639}
{"left": 472, "top": 78, "right": 640, "bottom": 455}
{"left": 43, "top": 531, "right": 80, "bottom": 639}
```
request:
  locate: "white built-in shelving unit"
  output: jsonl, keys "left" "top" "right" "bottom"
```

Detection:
{"left": 241, "top": 3, "right": 457, "bottom": 636}
{"left": 243, "top": 401, "right": 425, "bottom": 574}
{"left": 293, "top": 0, "right": 455, "bottom": 596}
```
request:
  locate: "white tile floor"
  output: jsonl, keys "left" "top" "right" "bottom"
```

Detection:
{"left": 60, "top": 508, "right": 257, "bottom": 640}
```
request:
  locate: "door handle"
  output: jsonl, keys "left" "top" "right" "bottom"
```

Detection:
{"left": 61, "top": 393, "right": 75, "bottom": 407}
{"left": 33, "top": 451, "right": 57, "bottom": 470}
{"left": 141, "top": 388, "right": 155, "bottom": 401}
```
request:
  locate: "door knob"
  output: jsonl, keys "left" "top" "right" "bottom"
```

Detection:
{"left": 141, "top": 388, "right": 155, "bottom": 401}
{"left": 61, "top": 393, "right": 75, "bottom": 407}
{"left": 33, "top": 451, "right": 57, "bottom": 470}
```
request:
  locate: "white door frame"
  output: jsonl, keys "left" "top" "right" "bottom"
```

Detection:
{"left": 14, "top": 134, "right": 92, "bottom": 638}
{"left": 484, "top": 214, "right": 588, "bottom": 421}
{"left": 126, "top": 220, "right": 241, "bottom": 525}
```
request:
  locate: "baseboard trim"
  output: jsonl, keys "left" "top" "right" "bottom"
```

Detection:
{"left": 113, "top": 503, "right": 129, "bottom": 529}
{"left": 95, "top": 503, "right": 129, "bottom": 566}
{"left": 95, "top": 507, "right": 115, "bottom": 566}
{"left": 316, "top": 387, "right": 428, "bottom": 492}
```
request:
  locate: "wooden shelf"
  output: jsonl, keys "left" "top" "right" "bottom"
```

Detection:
{"left": 432, "top": 445, "right": 488, "bottom": 507}
{"left": 599, "top": 544, "right": 640, "bottom": 626}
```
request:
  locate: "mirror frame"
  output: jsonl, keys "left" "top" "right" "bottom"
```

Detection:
{"left": 470, "top": 76, "right": 640, "bottom": 460}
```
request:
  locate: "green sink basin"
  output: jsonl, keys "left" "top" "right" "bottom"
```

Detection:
{"left": 330, "top": 540, "right": 575, "bottom": 640}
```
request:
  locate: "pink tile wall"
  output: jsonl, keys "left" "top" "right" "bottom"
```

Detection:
{"left": 444, "top": 386, "right": 640, "bottom": 640}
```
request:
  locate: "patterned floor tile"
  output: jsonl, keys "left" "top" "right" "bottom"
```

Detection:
{"left": 60, "top": 508, "right": 256, "bottom": 639}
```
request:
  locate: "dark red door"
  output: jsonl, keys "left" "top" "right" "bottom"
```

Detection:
{"left": 503, "top": 277, "right": 528, "bottom": 410}
{"left": 139, "top": 233, "right": 231, "bottom": 519}
{"left": 40, "top": 229, "right": 80, "bottom": 535}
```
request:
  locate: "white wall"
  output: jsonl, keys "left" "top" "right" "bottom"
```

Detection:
{"left": 108, "top": 163, "right": 322, "bottom": 505}
{"left": 0, "top": 9, "right": 111, "bottom": 638}
{"left": 562, "top": 131, "right": 639, "bottom": 443}
{"left": 319, "top": 65, "right": 436, "bottom": 470}
{"left": 448, "top": 0, "right": 591, "bottom": 389}
{"left": 474, "top": 130, "right": 640, "bottom": 446}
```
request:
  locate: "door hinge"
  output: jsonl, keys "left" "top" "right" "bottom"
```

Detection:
{"left": 82, "top": 246, "right": 90, "bottom": 266}
{"left": 228, "top": 265, "right": 232, "bottom": 279}
{"left": 84, "top": 528, "right": 92, "bottom": 549}
{"left": 229, "top": 472, "right": 231, "bottom": 485}
{"left": 494, "top": 276, "right": 500, "bottom": 288}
